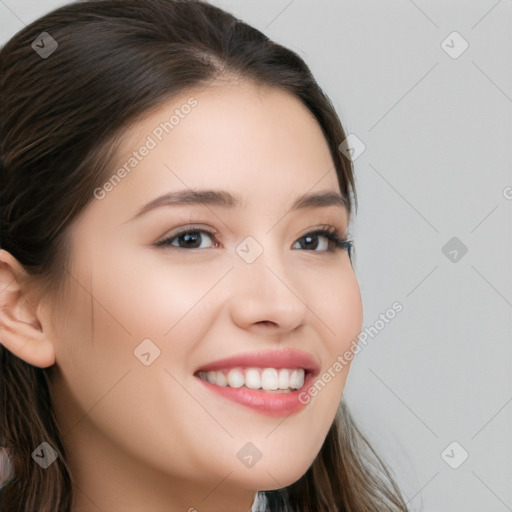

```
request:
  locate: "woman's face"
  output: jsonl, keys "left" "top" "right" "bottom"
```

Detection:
{"left": 45, "top": 82, "right": 363, "bottom": 511}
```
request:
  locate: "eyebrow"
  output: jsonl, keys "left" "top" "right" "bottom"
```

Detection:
{"left": 130, "top": 188, "right": 348, "bottom": 221}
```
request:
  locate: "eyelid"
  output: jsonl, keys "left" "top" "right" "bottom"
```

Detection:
{"left": 296, "top": 223, "right": 346, "bottom": 239}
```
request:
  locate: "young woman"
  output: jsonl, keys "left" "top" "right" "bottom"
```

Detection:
{"left": 0, "top": 1, "right": 409, "bottom": 510}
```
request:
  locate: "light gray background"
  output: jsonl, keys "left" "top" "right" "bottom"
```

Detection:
{"left": 1, "top": 1, "right": 511, "bottom": 511}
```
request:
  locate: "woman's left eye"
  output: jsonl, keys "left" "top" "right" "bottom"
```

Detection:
{"left": 291, "top": 228, "right": 351, "bottom": 253}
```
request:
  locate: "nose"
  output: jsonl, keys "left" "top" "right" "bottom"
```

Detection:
{"left": 227, "top": 246, "right": 308, "bottom": 334}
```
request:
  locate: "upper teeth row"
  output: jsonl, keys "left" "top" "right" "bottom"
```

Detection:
{"left": 198, "top": 367, "right": 305, "bottom": 391}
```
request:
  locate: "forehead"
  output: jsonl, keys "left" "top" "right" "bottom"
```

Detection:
{"left": 113, "top": 81, "right": 339, "bottom": 190}
{"left": 81, "top": 81, "right": 344, "bottom": 232}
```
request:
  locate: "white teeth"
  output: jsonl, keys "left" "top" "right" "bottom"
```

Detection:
{"left": 227, "top": 369, "right": 244, "bottom": 388}
{"left": 245, "top": 368, "right": 261, "bottom": 389}
{"left": 198, "top": 367, "right": 305, "bottom": 391}
{"left": 215, "top": 370, "right": 227, "bottom": 387}
{"left": 203, "top": 371, "right": 228, "bottom": 387}
{"left": 261, "top": 368, "right": 279, "bottom": 390}
{"left": 289, "top": 369, "right": 304, "bottom": 389}
{"left": 205, "top": 371, "right": 217, "bottom": 384}
{"left": 278, "top": 369, "right": 290, "bottom": 389}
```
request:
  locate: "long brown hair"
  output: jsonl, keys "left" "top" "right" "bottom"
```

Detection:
{"left": 0, "top": 1, "right": 409, "bottom": 510}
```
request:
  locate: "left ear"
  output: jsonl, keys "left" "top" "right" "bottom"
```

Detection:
{"left": 0, "top": 249, "right": 56, "bottom": 368}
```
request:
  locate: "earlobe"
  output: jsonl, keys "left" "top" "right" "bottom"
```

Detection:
{"left": 0, "top": 249, "right": 56, "bottom": 368}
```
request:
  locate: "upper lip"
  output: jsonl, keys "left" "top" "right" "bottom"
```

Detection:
{"left": 195, "top": 348, "right": 321, "bottom": 376}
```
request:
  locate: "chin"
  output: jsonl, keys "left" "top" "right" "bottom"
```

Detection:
{"left": 236, "top": 456, "right": 315, "bottom": 492}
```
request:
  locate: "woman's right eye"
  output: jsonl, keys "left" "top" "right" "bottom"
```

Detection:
{"left": 155, "top": 229, "right": 218, "bottom": 249}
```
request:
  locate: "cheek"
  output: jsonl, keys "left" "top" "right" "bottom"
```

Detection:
{"left": 49, "top": 259, "right": 230, "bottom": 479}
{"left": 308, "top": 263, "right": 363, "bottom": 354}
{"left": 92, "top": 247, "right": 231, "bottom": 340}
{"left": 299, "top": 265, "right": 362, "bottom": 417}
{"left": 48, "top": 278, "right": 136, "bottom": 434}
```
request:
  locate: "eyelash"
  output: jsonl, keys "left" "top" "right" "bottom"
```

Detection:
{"left": 155, "top": 224, "right": 353, "bottom": 254}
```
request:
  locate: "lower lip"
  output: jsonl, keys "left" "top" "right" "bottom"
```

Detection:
{"left": 195, "top": 372, "right": 315, "bottom": 417}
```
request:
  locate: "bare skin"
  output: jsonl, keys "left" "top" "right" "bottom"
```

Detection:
{"left": 0, "top": 81, "right": 363, "bottom": 511}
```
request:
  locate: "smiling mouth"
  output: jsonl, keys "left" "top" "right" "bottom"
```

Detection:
{"left": 196, "top": 367, "right": 307, "bottom": 393}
